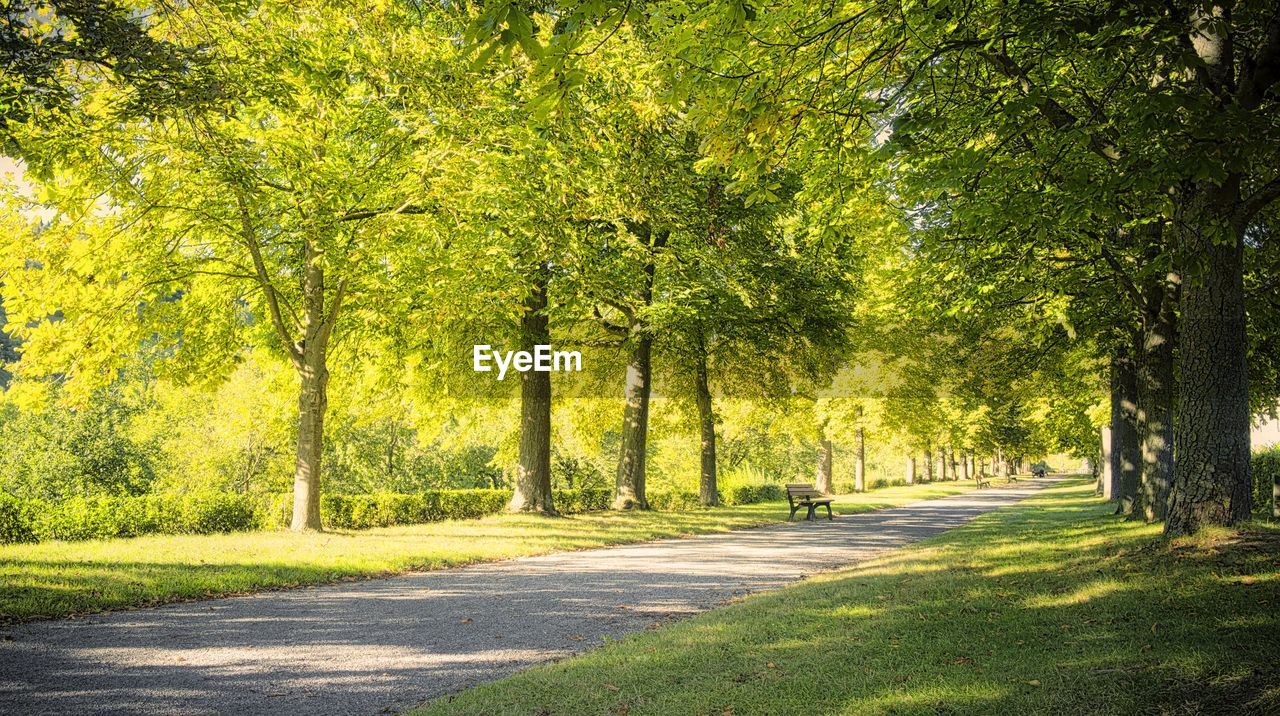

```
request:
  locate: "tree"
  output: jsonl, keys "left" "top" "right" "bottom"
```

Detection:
{"left": 2, "top": 1, "right": 448, "bottom": 529}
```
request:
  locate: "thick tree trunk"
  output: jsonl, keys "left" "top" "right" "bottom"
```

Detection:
{"left": 960, "top": 451, "right": 970, "bottom": 481}
{"left": 1166, "top": 188, "right": 1252, "bottom": 535}
{"left": 906, "top": 456, "right": 916, "bottom": 485}
{"left": 854, "top": 427, "right": 866, "bottom": 492}
{"left": 695, "top": 339, "right": 718, "bottom": 507}
{"left": 924, "top": 445, "right": 934, "bottom": 483}
{"left": 510, "top": 274, "right": 556, "bottom": 515}
{"left": 614, "top": 336, "right": 652, "bottom": 510}
{"left": 1134, "top": 273, "right": 1177, "bottom": 522}
{"left": 939, "top": 449, "right": 949, "bottom": 480}
{"left": 1111, "top": 339, "right": 1143, "bottom": 515}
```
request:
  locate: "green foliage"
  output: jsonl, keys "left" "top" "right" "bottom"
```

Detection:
{"left": 1251, "top": 449, "right": 1280, "bottom": 516}
{"left": 1, "top": 492, "right": 266, "bottom": 543}
{"left": 646, "top": 489, "right": 704, "bottom": 511}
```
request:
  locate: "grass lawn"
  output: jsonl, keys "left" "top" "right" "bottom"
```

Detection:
{"left": 0, "top": 481, "right": 978, "bottom": 622}
{"left": 415, "top": 479, "right": 1280, "bottom": 716}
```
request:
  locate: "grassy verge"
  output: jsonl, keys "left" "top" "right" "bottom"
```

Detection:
{"left": 0, "top": 481, "right": 978, "bottom": 622}
{"left": 416, "top": 479, "right": 1280, "bottom": 716}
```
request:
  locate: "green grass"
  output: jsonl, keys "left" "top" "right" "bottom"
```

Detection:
{"left": 415, "top": 479, "right": 1280, "bottom": 716}
{"left": 0, "top": 481, "right": 977, "bottom": 622}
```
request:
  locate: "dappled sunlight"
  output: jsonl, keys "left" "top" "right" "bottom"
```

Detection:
{"left": 1021, "top": 578, "right": 1126, "bottom": 609}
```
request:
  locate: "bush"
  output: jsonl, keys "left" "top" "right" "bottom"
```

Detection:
{"left": 554, "top": 488, "right": 612, "bottom": 514}
{"left": 0, "top": 493, "right": 35, "bottom": 543}
{"left": 721, "top": 484, "right": 785, "bottom": 505}
{"left": 869, "top": 478, "right": 889, "bottom": 490}
{"left": 648, "top": 489, "right": 702, "bottom": 511}
{"left": 1252, "top": 449, "right": 1279, "bottom": 515}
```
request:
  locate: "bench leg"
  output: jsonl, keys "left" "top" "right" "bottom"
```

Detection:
{"left": 825, "top": 504, "right": 833, "bottom": 520}
{"left": 789, "top": 505, "right": 799, "bottom": 521}
{"left": 806, "top": 504, "right": 817, "bottom": 521}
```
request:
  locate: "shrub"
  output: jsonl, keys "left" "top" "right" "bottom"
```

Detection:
{"left": 0, "top": 493, "right": 36, "bottom": 543}
{"left": 722, "top": 484, "right": 785, "bottom": 505}
{"left": 1252, "top": 449, "right": 1279, "bottom": 515}
{"left": 648, "top": 489, "right": 702, "bottom": 511}
{"left": 553, "top": 488, "right": 612, "bottom": 514}
{"left": 869, "top": 478, "right": 889, "bottom": 490}
{"left": 833, "top": 481, "right": 858, "bottom": 495}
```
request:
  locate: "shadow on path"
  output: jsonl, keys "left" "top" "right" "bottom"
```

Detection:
{"left": 0, "top": 478, "right": 1058, "bottom": 715}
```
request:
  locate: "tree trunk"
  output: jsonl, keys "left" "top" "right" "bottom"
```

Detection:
{"left": 939, "top": 449, "right": 949, "bottom": 480}
{"left": 1167, "top": 14, "right": 1254, "bottom": 535}
{"left": 815, "top": 438, "right": 833, "bottom": 494}
{"left": 291, "top": 353, "right": 327, "bottom": 531}
{"left": 996, "top": 449, "right": 1008, "bottom": 480}
{"left": 287, "top": 240, "right": 342, "bottom": 532}
{"left": 614, "top": 336, "right": 652, "bottom": 510}
{"left": 695, "top": 336, "right": 718, "bottom": 507}
{"left": 906, "top": 456, "right": 916, "bottom": 485}
{"left": 961, "top": 451, "right": 970, "bottom": 481}
{"left": 949, "top": 447, "right": 958, "bottom": 481}
{"left": 613, "top": 228, "right": 665, "bottom": 510}
{"left": 1111, "top": 339, "right": 1142, "bottom": 515}
{"left": 1134, "top": 272, "right": 1177, "bottom": 522}
{"left": 854, "top": 427, "right": 866, "bottom": 492}
{"left": 924, "top": 445, "right": 934, "bottom": 483}
{"left": 509, "top": 273, "right": 556, "bottom": 515}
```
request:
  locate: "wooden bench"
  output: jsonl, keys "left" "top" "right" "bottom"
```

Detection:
{"left": 786, "top": 483, "right": 834, "bottom": 521}
{"left": 1031, "top": 467, "right": 1046, "bottom": 478}
{"left": 976, "top": 476, "right": 991, "bottom": 489}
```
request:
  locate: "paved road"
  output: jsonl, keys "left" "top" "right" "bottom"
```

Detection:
{"left": 0, "top": 478, "right": 1055, "bottom": 715}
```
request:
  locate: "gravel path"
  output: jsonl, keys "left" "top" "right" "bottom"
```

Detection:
{"left": 0, "top": 478, "right": 1054, "bottom": 715}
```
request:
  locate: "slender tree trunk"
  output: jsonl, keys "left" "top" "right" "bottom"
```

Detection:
{"left": 1111, "top": 339, "right": 1142, "bottom": 515}
{"left": 288, "top": 240, "right": 343, "bottom": 532}
{"left": 961, "top": 451, "right": 970, "bottom": 481}
{"left": 1134, "top": 272, "right": 1177, "bottom": 522}
{"left": 949, "top": 447, "right": 958, "bottom": 481}
{"left": 695, "top": 335, "right": 718, "bottom": 507}
{"left": 854, "top": 427, "right": 866, "bottom": 493}
{"left": 510, "top": 272, "right": 556, "bottom": 515}
{"left": 613, "top": 228, "right": 665, "bottom": 510}
{"left": 291, "top": 352, "right": 328, "bottom": 530}
{"left": 939, "top": 449, "right": 949, "bottom": 480}
{"left": 815, "top": 438, "right": 834, "bottom": 494}
{"left": 1166, "top": 186, "right": 1252, "bottom": 535}
{"left": 906, "top": 456, "right": 916, "bottom": 485}
{"left": 924, "top": 445, "right": 934, "bottom": 483}
{"left": 614, "top": 336, "right": 652, "bottom": 510}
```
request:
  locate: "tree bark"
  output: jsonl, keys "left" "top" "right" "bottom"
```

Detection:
{"left": 509, "top": 272, "right": 556, "bottom": 515}
{"left": 924, "top": 445, "right": 934, "bottom": 483}
{"left": 291, "top": 352, "right": 328, "bottom": 531}
{"left": 1165, "top": 185, "right": 1252, "bottom": 535}
{"left": 815, "top": 438, "right": 833, "bottom": 494}
{"left": 1111, "top": 339, "right": 1142, "bottom": 516}
{"left": 1134, "top": 271, "right": 1177, "bottom": 522}
{"left": 854, "top": 427, "right": 866, "bottom": 493}
{"left": 695, "top": 335, "right": 718, "bottom": 507}
{"left": 906, "top": 456, "right": 916, "bottom": 485}
{"left": 960, "top": 451, "right": 970, "bottom": 481}
{"left": 614, "top": 336, "right": 652, "bottom": 510}
{"left": 287, "top": 239, "right": 343, "bottom": 532}
{"left": 613, "top": 228, "right": 665, "bottom": 510}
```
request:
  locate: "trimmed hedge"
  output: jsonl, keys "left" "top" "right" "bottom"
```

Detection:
{"left": 0, "top": 480, "right": 797, "bottom": 544}
{"left": 0, "top": 492, "right": 265, "bottom": 543}
{"left": 1252, "top": 449, "right": 1279, "bottom": 515}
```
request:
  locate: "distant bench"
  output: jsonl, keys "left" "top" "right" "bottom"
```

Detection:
{"left": 786, "top": 483, "right": 834, "bottom": 521}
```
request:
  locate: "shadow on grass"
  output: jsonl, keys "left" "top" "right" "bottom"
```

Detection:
{"left": 417, "top": 481, "right": 1280, "bottom": 716}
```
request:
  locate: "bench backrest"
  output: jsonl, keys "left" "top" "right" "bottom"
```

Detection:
{"left": 786, "top": 483, "right": 822, "bottom": 501}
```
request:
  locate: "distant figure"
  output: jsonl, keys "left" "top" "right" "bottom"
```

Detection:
{"left": 1032, "top": 466, "right": 1047, "bottom": 478}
